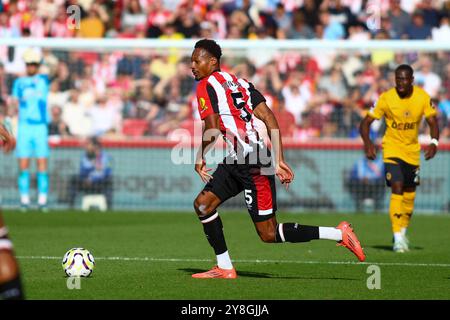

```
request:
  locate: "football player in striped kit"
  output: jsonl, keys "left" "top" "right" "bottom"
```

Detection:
{"left": 0, "top": 123, "right": 24, "bottom": 300}
{"left": 190, "top": 39, "right": 365, "bottom": 279}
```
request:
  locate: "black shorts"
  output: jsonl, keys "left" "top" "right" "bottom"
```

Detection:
{"left": 203, "top": 163, "right": 277, "bottom": 223}
{"left": 384, "top": 157, "right": 420, "bottom": 188}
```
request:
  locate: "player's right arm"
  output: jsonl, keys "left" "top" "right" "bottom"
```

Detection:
{"left": 194, "top": 80, "right": 221, "bottom": 183}
{"left": 195, "top": 113, "right": 221, "bottom": 183}
{"left": 359, "top": 95, "right": 386, "bottom": 160}
{"left": 359, "top": 115, "right": 377, "bottom": 160}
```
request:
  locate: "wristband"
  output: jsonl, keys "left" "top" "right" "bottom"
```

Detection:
{"left": 430, "top": 138, "right": 439, "bottom": 147}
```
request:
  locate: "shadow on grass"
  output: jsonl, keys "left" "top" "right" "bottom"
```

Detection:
{"left": 179, "top": 268, "right": 359, "bottom": 281}
{"left": 368, "top": 245, "right": 424, "bottom": 251}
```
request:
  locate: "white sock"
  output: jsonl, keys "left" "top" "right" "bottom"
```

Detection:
{"left": 394, "top": 232, "right": 403, "bottom": 242}
{"left": 319, "top": 227, "right": 342, "bottom": 241}
{"left": 21, "top": 194, "right": 30, "bottom": 205}
{"left": 217, "top": 251, "right": 233, "bottom": 270}
{"left": 38, "top": 193, "right": 47, "bottom": 206}
{"left": 401, "top": 228, "right": 407, "bottom": 236}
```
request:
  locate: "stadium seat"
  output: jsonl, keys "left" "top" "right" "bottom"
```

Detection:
{"left": 122, "top": 119, "right": 149, "bottom": 137}
{"left": 272, "top": 110, "right": 296, "bottom": 138}
{"left": 179, "top": 119, "right": 198, "bottom": 137}
{"left": 81, "top": 194, "right": 108, "bottom": 212}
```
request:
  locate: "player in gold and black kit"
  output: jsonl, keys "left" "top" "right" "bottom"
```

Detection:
{"left": 360, "top": 64, "right": 439, "bottom": 252}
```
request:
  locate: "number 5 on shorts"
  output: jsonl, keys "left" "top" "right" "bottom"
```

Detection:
{"left": 245, "top": 189, "right": 253, "bottom": 206}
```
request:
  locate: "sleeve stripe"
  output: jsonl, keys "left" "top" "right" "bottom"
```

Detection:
{"left": 206, "top": 83, "right": 219, "bottom": 114}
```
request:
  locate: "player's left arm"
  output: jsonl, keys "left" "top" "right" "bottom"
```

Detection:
{"left": 195, "top": 113, "right": 221, "bottom": 183}
{"left": 253, "top": 101, "right": 294, "bottom": 188}
{"left": 424, "top": 115, "right": 439, "bottom": 160}
{"left": 424, "top": 97, "right": 440, "bottom": 161}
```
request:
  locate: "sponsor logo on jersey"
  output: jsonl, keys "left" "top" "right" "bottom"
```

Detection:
{"left": 391, "top": 120, "right": 416, "bottom": 130}
{"left": 199, "top": 97, "right": 207, "bottom": 113}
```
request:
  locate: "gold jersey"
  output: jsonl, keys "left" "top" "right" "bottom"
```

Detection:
{"left": 368, "top": 86, "right": 437, "bottom": 166}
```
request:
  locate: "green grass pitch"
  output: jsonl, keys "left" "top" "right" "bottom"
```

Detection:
{"left": 3, "top": 210, "right": 450, "bottom": 300}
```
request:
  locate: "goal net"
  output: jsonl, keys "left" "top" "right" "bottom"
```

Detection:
{"left": 0, "top": 38, "right": 449, "bottom": 213}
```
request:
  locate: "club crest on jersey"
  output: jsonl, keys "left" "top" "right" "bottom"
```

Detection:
{"left": 404, "top": 110, "right": 411, "bottom": 117}
{"left": 386, "top": 172, "right": 392, "bottom": 181}
{"left": 199, "top": 97, "right": 207, "bottom": 112}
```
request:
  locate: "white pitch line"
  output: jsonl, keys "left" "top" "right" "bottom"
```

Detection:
{"left": 16, "top": 256, "right": 450, "bottom": 268}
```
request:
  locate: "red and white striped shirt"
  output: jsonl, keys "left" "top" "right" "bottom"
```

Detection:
{"left": 196, "top": 70, "right": 266, "bottom": 160}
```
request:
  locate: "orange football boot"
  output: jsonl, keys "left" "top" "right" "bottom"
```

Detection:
{"left": 192, "top": 266, "right": 237, "bottom": 279}
{"left": 336, "top": 221, "right": 366, "bottom": 262}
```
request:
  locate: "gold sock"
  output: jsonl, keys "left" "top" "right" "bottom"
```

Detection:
{"left": 389, "top": 194, "right": 404, "bottom": 233}
{"left": 401, "top": 192, "right": 415, "bottom": 230}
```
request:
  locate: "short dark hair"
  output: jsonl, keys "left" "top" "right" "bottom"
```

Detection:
{"left": 395, "top": 64, "right": 414, "bottom": 76}
{"left": 194, "top": 39, "right": 222, "bottom": 61}
{"left": 88, "top": 136, "right": 101, "bottom": 148}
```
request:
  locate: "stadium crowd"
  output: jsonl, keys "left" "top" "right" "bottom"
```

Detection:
{"left": 0, "top": 0, "right": 449, "bottom": 141}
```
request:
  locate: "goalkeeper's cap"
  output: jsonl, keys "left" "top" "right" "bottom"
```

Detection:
{"left": 22, "top": 49, "right": 42, "bottom": 64}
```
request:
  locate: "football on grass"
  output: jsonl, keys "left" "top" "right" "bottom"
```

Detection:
{"left": 62, "top": 248, "right": 95, "bottom": 277}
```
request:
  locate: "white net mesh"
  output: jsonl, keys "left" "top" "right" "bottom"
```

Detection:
{"left": 0, "top": 39, "right": 449, "bottom": 213}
